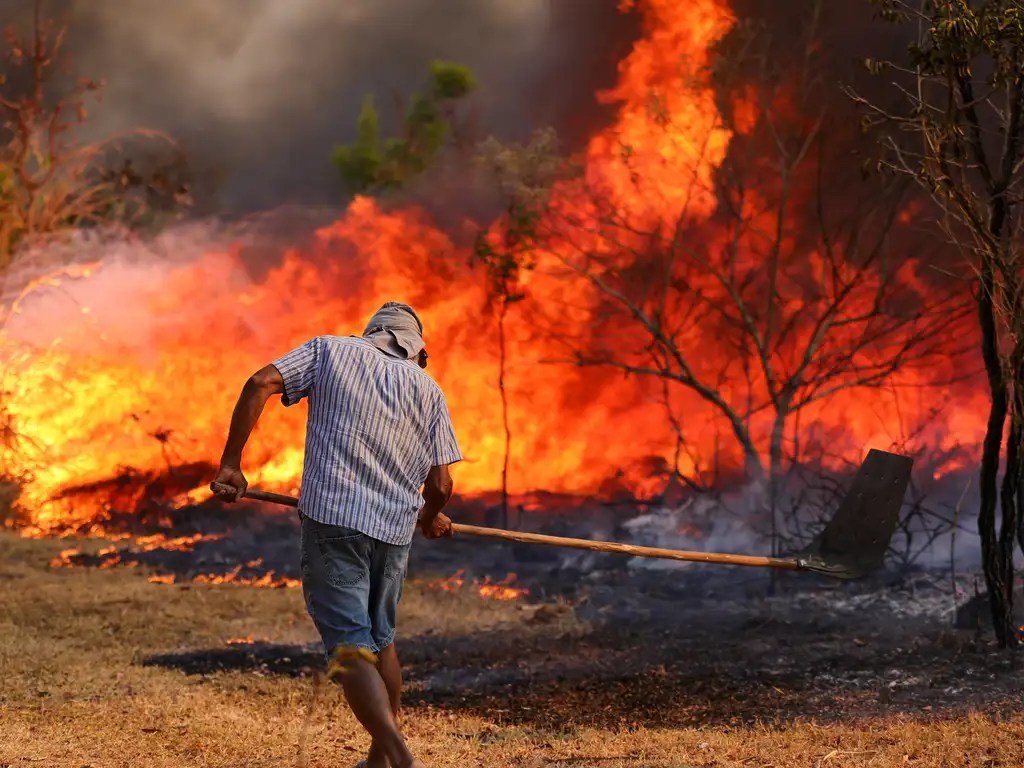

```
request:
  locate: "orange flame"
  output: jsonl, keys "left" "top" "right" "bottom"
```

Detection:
{"left": 192, "top": 559, "right": 300, "bottom": 588}
{"left": 421, "top": 569, "right": 529, "bottom": 602}
{"left": 49, "top": 539, "right": 298, "bottom": 588}
{"left": 475, "top": 574, "right": 530, "bottom": 601}
{"left": 423, "top": 569, "right": 467, "bottom": 593}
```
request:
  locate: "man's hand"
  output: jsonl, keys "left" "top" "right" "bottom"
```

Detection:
{"left": 418, "top": 510, "right": 453, "bottom": 539}
{"left": 212, "top": 465, "right": 248, "bottom": 502}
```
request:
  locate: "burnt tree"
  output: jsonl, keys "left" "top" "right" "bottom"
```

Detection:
{"left": 0, "top": 2, "right": 106, "bottom": 268}
{"left": 0, "top": 1, "right": 185, "bottom": 284}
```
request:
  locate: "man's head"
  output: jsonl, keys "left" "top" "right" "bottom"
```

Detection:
{"left": 362, "top": 302, "right": 427, "bottom": 366}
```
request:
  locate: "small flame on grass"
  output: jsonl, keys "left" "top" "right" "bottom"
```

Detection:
{"left": 133, "top": 532, "right": 224, "bottom": 551}
{"left": 477, "top": 576, "right": 530, "bottom": 601}
{"left": 50, "top": 540, "right": 298, "bottom": 588}
{"left": 193, "top": 559, "right": 300, "bottom": 588}
{"left": 50, "top": 547, "right": 80, "bottom": 567}
{"left": 50, "top": 532, "right": 221, "bottom": 568}
{"left": 426, "top": 569, "right": 467, "bottom": 592}
{"left": 423, "top": 569, "right": 529, "bottom": 601}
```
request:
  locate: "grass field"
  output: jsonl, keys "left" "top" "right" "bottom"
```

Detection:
{"left": 2, "top": 530, "right": 1023, "bottom": 768}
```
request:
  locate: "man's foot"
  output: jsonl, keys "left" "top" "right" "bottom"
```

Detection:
{"left": 357, "top": 757, "right": 423, "bottom": 768}
{"left": 356, "top": 743, "right": 390, "bottom": 768}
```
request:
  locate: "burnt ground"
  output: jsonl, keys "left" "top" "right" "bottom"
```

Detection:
{"left": 100, "top": 498, "right": 1024, "bottom": 733}
{"left": 144, "top": 597, "right": 1022, "bottom": 731}
{"left": 140, "top": 579, "right": 1024, "bottom": 730}
{"left": 404, "top": 578, "right": 1021, "bottom": 729}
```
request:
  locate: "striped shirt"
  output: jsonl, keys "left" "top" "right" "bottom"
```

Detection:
{"left": 272, "top": 335, "right": 462, "bottom": 545}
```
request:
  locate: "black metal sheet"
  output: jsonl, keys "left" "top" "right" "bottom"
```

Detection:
{"left": 795, "top": 449, "right": 914, "bottom": 579}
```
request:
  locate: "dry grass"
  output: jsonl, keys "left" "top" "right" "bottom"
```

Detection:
{"left": 1, "top": 530, "right": 1022, "bottom": 768}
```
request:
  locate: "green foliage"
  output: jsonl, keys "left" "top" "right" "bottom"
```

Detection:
{"left": 332, "top": 60, "right": 477, "bottom": 195}
{"left": 870, "top": 0, "right": 1024, "bottom": 81}
{"left": 429, "top": 60, "right": 477, "bottom": 100}
{"left": 331, "top": 97, "right": 386, "bottom": 192}
{"left": 472, "top": 202, "right": 540, "bottom": 304}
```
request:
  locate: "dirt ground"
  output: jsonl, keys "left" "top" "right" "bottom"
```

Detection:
{"left": 2, "top": 529, "right": 1023, "bottom": 768}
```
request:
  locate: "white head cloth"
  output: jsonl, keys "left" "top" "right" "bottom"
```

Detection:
{"left": 362, "top": 301, "right": 425, "bottom": 360}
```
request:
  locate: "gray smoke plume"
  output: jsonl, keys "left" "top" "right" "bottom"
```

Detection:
{"left": 0, "top": 0, "right": 633, "bottom": 213}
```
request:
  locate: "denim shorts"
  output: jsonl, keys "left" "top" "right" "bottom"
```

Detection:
{"left": 299, "top": 514, "right": 411, "bottom": 657}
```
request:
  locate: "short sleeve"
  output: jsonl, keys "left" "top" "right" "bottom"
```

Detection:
{"left": 272, "top": 337, "right": 322, "bottom": 406}
{"left": 429, "top": 391, "right": 462, "bottom": 466}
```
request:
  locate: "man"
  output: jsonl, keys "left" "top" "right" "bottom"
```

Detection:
{"left": 212, "top": 301, "right": 460, "bottom": 768}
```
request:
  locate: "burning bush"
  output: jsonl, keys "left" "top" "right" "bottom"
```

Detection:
{"left": 0, "top": 2, "right": 191, "bottom": 272}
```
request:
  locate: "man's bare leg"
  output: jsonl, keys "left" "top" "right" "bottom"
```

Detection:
{"left": 338, "top": 656, "right": 422, "bottom": 768}
{"left": 364, "top": 643, "right": 403, "bottom": 767}
{"left": 378, "top": 643, "right": 403, "bottom": 716}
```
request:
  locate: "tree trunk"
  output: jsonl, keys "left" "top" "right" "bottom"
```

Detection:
{"left": 767, "top": 412, "right": 787, "bottom": 595}
{"left": 497, "top": 298, "right": 511, "bottom": 530}
{"left": 1011, "top": 345, "right": 1024, "bottom": 610}
{"left": 977, "top": 258, "right": 1015, "bottom": 648}
{"left": 999, "top": 412, "right": 1021, "bottom": 646}
{"left": 768, "top": 413, "right": 787, "bottom": 556}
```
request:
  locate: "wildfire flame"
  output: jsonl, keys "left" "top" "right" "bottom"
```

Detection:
{"left": 0, "top": 0, "right": 985, "bottom": 541}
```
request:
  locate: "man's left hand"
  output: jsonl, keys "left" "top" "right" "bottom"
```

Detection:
{"left": 419, "top": 510, "right": 453, "bottom": 539}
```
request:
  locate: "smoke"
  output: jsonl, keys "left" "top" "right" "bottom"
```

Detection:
{"left": 617, "top": 467, "right": 988, "bottom": 574}
{"left": 0, "top": 0, "right": 633, "bottom": 213}
{"left": 621, "top": 487, "right": 768, "bottom": 570}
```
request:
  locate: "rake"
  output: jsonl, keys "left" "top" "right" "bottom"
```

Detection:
{"left": 211, "top": 448, "right": 913, "bottom": 580}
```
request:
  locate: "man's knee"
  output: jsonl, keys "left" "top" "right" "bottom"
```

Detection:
{"left": 327, "top": 644, "right": 379, "bottom": 681}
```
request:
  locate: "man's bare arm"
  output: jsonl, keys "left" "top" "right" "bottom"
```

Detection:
{"left": 212, "top": 364, "right": 284, "bottom": 501}
{"left": 419, "top": 464, "right": 454, "bottom": 538}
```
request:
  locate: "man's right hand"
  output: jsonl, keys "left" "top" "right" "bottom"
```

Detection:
{"left": 212, "top": 465, "right": 248, "bottom": 502}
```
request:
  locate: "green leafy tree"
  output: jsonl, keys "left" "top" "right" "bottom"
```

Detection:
{"left": 332, "top": 61, "right": 476, "bottom": 194}
{"left": 851, "top": 0, "right": 1024, "bottom": 647}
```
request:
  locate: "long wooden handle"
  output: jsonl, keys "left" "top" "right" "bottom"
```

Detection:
{"left": 451, "top": 523, "right": 799, "bottom": 570}
{"left": 214, "top": 484, "right": 800, "bottom": 571}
